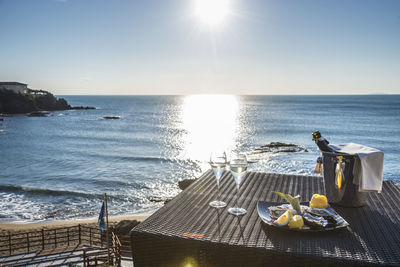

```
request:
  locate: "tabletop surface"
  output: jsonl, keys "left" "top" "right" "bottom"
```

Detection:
{"left": 132, "top": 171, "right": 400, "bottom": 266}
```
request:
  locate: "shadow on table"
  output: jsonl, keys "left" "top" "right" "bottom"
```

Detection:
{"left": 335, "top": 204, "right": 400, "bottom": 264}
{"left": 214, "top": 208, "right": 223, "bottom": 241}
{"left": 235, "top": 216, "right": 246, "bottom": 245}
{"left": 261, "top": 221, "right": 361, "bottom": 253}
{"left": 213, "top": 208, "right": 247, "bottom": 245}
{"left": 260, "top": 204, "right": 400, "bottom": 265}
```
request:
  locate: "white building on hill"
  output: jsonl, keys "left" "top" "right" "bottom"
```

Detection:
{"left": 0, "top": 82, "right": 28, "bottom": 94}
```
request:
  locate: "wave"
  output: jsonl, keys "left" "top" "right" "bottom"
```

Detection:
{"left": 0, "top": 184, "right": 121, "bottom": 200}
{"left": 93, "top": 179, "right": 148, "bottom": 190}
{"left": 115, "top": 155, "right": 179, "bottom": 163}
{"left": 89, "top": 154, "right": 200, "bottom": 165}
{"left": 115, "top": 155, "right": 168, "bottom": 162}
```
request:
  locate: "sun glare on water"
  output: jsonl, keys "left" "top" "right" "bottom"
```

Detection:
{"left": 194, "top": 0, "right": 231, "bottom": 26}
{"left": 180, "top": 95, "right": 239, "bottom": 162}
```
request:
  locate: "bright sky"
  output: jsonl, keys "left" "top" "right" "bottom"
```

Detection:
{"left": 0, "top": 0, "right": 399, "bottom": 95}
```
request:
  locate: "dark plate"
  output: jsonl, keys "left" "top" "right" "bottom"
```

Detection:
{"left": 257, "top": 201, "right": 349, "bottom": 232}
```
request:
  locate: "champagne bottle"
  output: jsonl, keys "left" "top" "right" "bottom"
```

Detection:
{"left": 312, "top": 131, "right": 335, "bottom": 152}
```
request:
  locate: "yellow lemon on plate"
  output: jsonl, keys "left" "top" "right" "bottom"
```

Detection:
{"left": 288, "top": 215, "right": 304, "bottom": 229}
{"left": 274, "top": 210, "right": 292, "bottom": 226}
{"left": 309, "top": 194, "right": 328, "bottom": 209}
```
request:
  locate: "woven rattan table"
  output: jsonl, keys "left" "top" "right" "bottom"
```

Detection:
{"left": 131, "top": 171, "right": 400, "bottom": 266}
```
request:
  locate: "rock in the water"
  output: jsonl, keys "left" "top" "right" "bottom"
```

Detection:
{"left": 149, "top": 196, "right": 173, "bottom": 203}
{"left": 27, "top": 111, "right": 50, "bottom": 117}
{"left": 71, "top": 106, "right": 96, "bottom": 110}
{"left": 247, "top": 142, "right": 309, "bottom": 163}
{"left": 178, "top": 179, "right": 196, "bottom": 190}
{"left": 103, "top": 116, "right": 120, "bottom": 120}
{"left": 253, "top": 142, "right": 309, "bottom": 153}
{"left": 112, "top": 220, "right": 141, "bottom": 235}
{"left": 149, "top": 196, "right": 163, "bottom": 202}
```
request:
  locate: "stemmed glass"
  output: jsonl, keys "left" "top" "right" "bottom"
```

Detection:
{"left": 209, "top": 151, "right": 227, "bottom": 208}
{"left": 228, "top": 153, "right": 248, "bottom": 216}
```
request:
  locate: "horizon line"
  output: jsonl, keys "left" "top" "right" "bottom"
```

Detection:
{"left": 55, "top": 93, "right": 399, "bottom": 96}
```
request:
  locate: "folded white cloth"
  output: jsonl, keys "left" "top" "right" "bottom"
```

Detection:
{"left": 328, "top": 143, "right": 384, "bottom": 193}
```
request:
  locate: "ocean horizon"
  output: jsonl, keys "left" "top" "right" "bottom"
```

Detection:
{"left": 1, "top": 94, "right": 399, "bottom": 223}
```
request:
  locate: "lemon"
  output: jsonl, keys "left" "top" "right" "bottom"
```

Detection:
{"left": 288, "top": 215, "right": 304, "bottom": 229}
{"left": 287, "top": 209, "right": 293, "bottom": 220}
{"left": 274, "top": 210, "right": 292, "bottom": 226}
{"left": 309, "top": 194, "right": 328, "bottom": 209}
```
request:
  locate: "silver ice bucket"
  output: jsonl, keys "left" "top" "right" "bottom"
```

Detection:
{"left": 322, "top": 151, "right": 367, "bottom": 207}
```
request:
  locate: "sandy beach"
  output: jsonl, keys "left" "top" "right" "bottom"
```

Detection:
{"left": 0, "top": 215, "right": 149, "bottom": 233}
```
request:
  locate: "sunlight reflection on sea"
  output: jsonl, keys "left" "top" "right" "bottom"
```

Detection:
{"left": 1, "top": 95, "right": 399, "bottom": 222}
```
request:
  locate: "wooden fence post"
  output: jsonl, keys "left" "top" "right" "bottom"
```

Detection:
{"left": 67, "top": 228, "right": 70, "bottom": 246}
{"left": 78, "top": 224, "right": 81, "bottom": 244}
{"left": 89, "top": 228, "right": 92, "bottom": 246}
{"left": 83, "top": 249, "right": 86, "bottom": 267}
{"left": 54, "top": 229, "right": 57, "bottom": 247}
{"left": 42, "top": 229, "right": 45, "bottom": 250}
{"left": 27, "top": 233, "right": 30, "bottom": 252}
{"left": 8, "top": 231, "right": 12, "bottom": 255}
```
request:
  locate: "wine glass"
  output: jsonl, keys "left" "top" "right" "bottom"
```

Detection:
{"left": 228, "top": 153, "right": 248, "bottom": 216}
{"left": 209, "top": 151, "right": 227, "bottom": 208}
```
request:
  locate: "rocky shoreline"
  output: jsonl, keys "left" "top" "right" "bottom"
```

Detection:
{"left": 0, "top": 88, "right": 95, "bottom": 115}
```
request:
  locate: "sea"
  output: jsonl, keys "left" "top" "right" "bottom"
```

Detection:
{"left": 0, "top": 95, "right": 399, "bottom": 223}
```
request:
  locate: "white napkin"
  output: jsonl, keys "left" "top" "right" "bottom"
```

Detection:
{"left": 328, "top": 143, "right": 384, "bottom": 193}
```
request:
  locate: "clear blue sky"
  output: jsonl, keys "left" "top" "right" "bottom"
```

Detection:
{"left": 1, "top": 0, "right": 399, "bottom": 95}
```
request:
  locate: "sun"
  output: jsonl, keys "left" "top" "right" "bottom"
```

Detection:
{"left": 194, "top": 0, "right": 230, "bottom": 26}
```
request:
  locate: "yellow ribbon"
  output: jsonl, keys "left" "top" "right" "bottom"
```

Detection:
{"left": 335, "top": 156, "right": 344, "bottom": 189}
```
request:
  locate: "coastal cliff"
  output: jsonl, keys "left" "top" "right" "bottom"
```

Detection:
{"left": 0, "top": 89, "right": 93, "bottom": 114}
